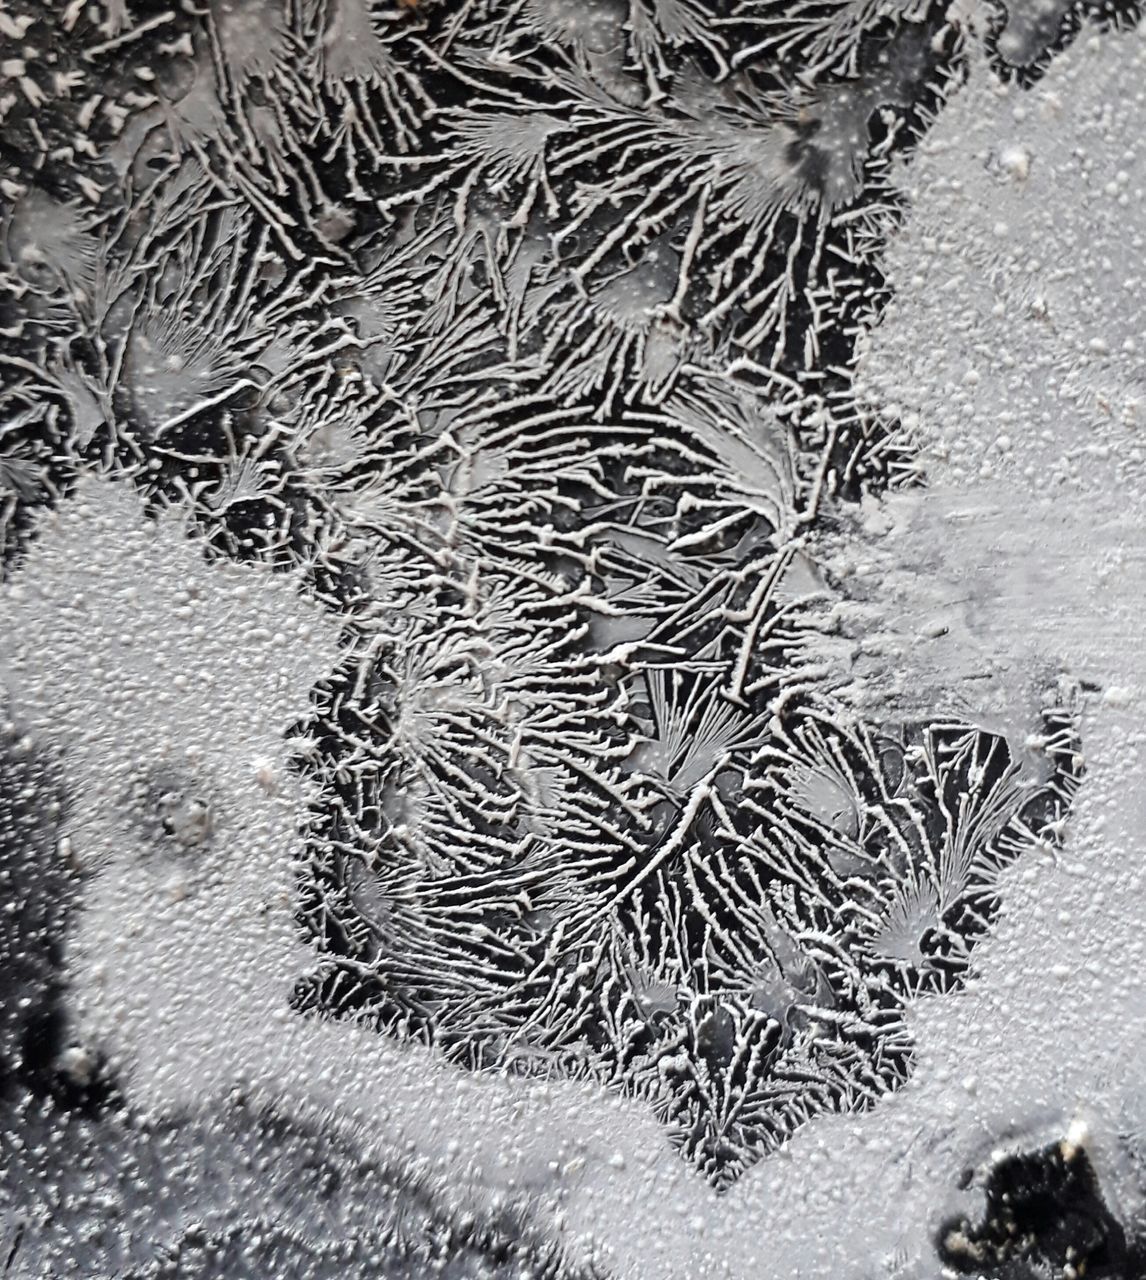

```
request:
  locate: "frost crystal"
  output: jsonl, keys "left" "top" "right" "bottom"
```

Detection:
{"left": 1, "top": 0, "right": 1144, "bottom": 1273}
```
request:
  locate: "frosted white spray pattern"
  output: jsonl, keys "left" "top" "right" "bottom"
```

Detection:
{"left": 0, "top": 5, "right": 1144, "bottom": 1280}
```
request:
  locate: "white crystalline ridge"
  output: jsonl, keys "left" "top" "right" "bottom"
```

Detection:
{"left": 3, "top": 22, "right": 1146, "bottom": 1280}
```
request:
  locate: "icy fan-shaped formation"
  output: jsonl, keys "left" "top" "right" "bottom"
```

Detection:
{"left": 1, "top": 0, "right": 1142, "bottom": 1261}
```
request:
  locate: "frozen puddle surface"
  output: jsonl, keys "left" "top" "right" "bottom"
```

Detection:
{"left": 1, "top": 2, "right": 1145, "bottom": 1277}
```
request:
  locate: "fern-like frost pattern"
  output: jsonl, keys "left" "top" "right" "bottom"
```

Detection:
{"left": 1, "top": 0, "right": 1124, "bottom": 1198}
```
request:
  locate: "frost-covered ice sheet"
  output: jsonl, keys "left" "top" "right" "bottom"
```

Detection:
{"left": 1, "top": 0, "right": 1145, "bottom": 1277}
